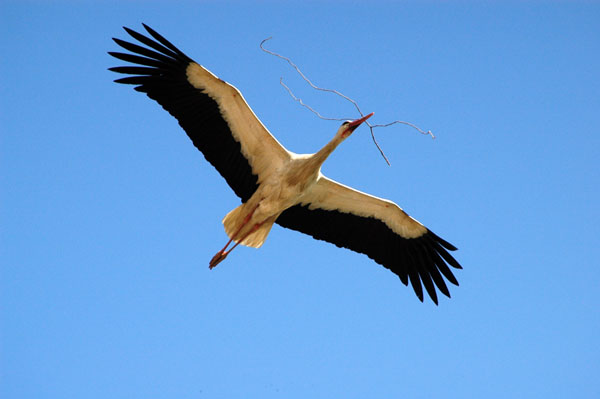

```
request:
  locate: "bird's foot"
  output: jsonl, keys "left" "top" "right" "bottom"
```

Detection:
{"left": 209, "top": 250, "right": 228, "bottom": 269}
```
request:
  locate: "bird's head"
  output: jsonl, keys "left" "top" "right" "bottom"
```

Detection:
{"left": 338, "top": 112, "right": 374, "bottom": 139}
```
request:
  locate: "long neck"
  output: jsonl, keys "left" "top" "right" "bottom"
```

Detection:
{"left": 286, "top": 134, "right": 343, "bottom": 187}
{"left": 310, "top": 134, "right": 344, "bottom": 169}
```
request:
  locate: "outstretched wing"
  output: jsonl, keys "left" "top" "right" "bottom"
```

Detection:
{"left": 109, "top": 24, "right": 291, "bottom": 202}
{"left": 276, "top": 176, "right": 462, "bottom": 304}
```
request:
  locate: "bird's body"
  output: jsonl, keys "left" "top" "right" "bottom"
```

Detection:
{"left": 109, "top": 24, "right": 462, "bottom": 304}
{"left": 222, "top": 154, "right": 320, "bottom": 250}
{"left": 221, "top": 115, "right": 373, "bottom": 251}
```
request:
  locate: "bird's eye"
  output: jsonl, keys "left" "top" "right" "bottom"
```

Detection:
{"left": 341, "top": 121, "right": 350, "bottom": 126}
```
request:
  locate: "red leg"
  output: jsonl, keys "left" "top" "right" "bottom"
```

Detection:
{"left": 209, "top": 221, "right": 264, "bottom": 269}
{"left": 209, "top": 205, "right": 259, "bottom": 269}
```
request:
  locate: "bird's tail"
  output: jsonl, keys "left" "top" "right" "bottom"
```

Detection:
{"left": 223, "top": 204, "right": 274, "bottom": 248}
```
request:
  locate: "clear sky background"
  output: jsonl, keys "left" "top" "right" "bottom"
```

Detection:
{"left": 2, "top": 1, "right": 599, "bottom": 398}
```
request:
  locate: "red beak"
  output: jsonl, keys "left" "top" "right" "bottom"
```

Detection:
{"left": 347, "top": 112, "right": 374, "bottom": 130}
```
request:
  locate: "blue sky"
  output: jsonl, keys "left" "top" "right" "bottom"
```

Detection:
{"left": 2, "top": 2, "right": 599, "bottom": 398}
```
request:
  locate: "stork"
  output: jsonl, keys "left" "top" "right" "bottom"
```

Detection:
{"left": 109, "top": 24, "right": 462, "bottom": 304}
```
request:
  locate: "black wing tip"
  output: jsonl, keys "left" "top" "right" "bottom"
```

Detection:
{"left": 445, "top": 272, "right": 460, "bottom": 287}
{"left": 113, "top": 23, "right": 190, "bottom": 63}
{"left": 426, "top": 230, "right": 463, "bottom": 272}
{"left": 408, "top": 272, "right": 424, "bottom": 303}
{"left": 407, "top": 233, "right": 461, "bottom": 302}
{"left": 421, "top": 275, "right": 439, "bottom": 305}
{"left": 123, "top": 25, "right": 143, "bottom": 40}
{"left": 112, "top": 37, "right": 131, "bottom": 48}
{"left": 123, "top": 25, "right": 145, "bottom": 37}
{"left": 142, "top": 23, "right": 156, "bottom": 35}
{"left": 427, "top": 229, "right": 458, "bottom": 251}
{"left": 418, "top": 273, "right": 440, "bottom": 305}
{"left": 140, "top": 24, "right": 162, "bottom": 41}
{"left": 410, "top": 230, "right": 462, "bottom": 303}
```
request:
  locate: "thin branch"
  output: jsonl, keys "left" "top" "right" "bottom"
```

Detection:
{"left": 280, "top": 77, "right": 392, "bottom": 166}
{"left": 260, "top": 37, "right": 363, "bottom": 116}
{"left": 370, "top": 121, "right": 435, "bottom": 139}
{"left": 368, "top": 125, "right": 391, "bottom": 165}
{"left": 260, "top": 37, "right": 435, "bottom": 165}
{"left": 278, "top": 78, "right": 347, "bottom": 121}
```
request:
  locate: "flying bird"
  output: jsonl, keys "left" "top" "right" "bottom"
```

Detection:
{"left": 109, "top": 24, "right": 462, "bottom": 304}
